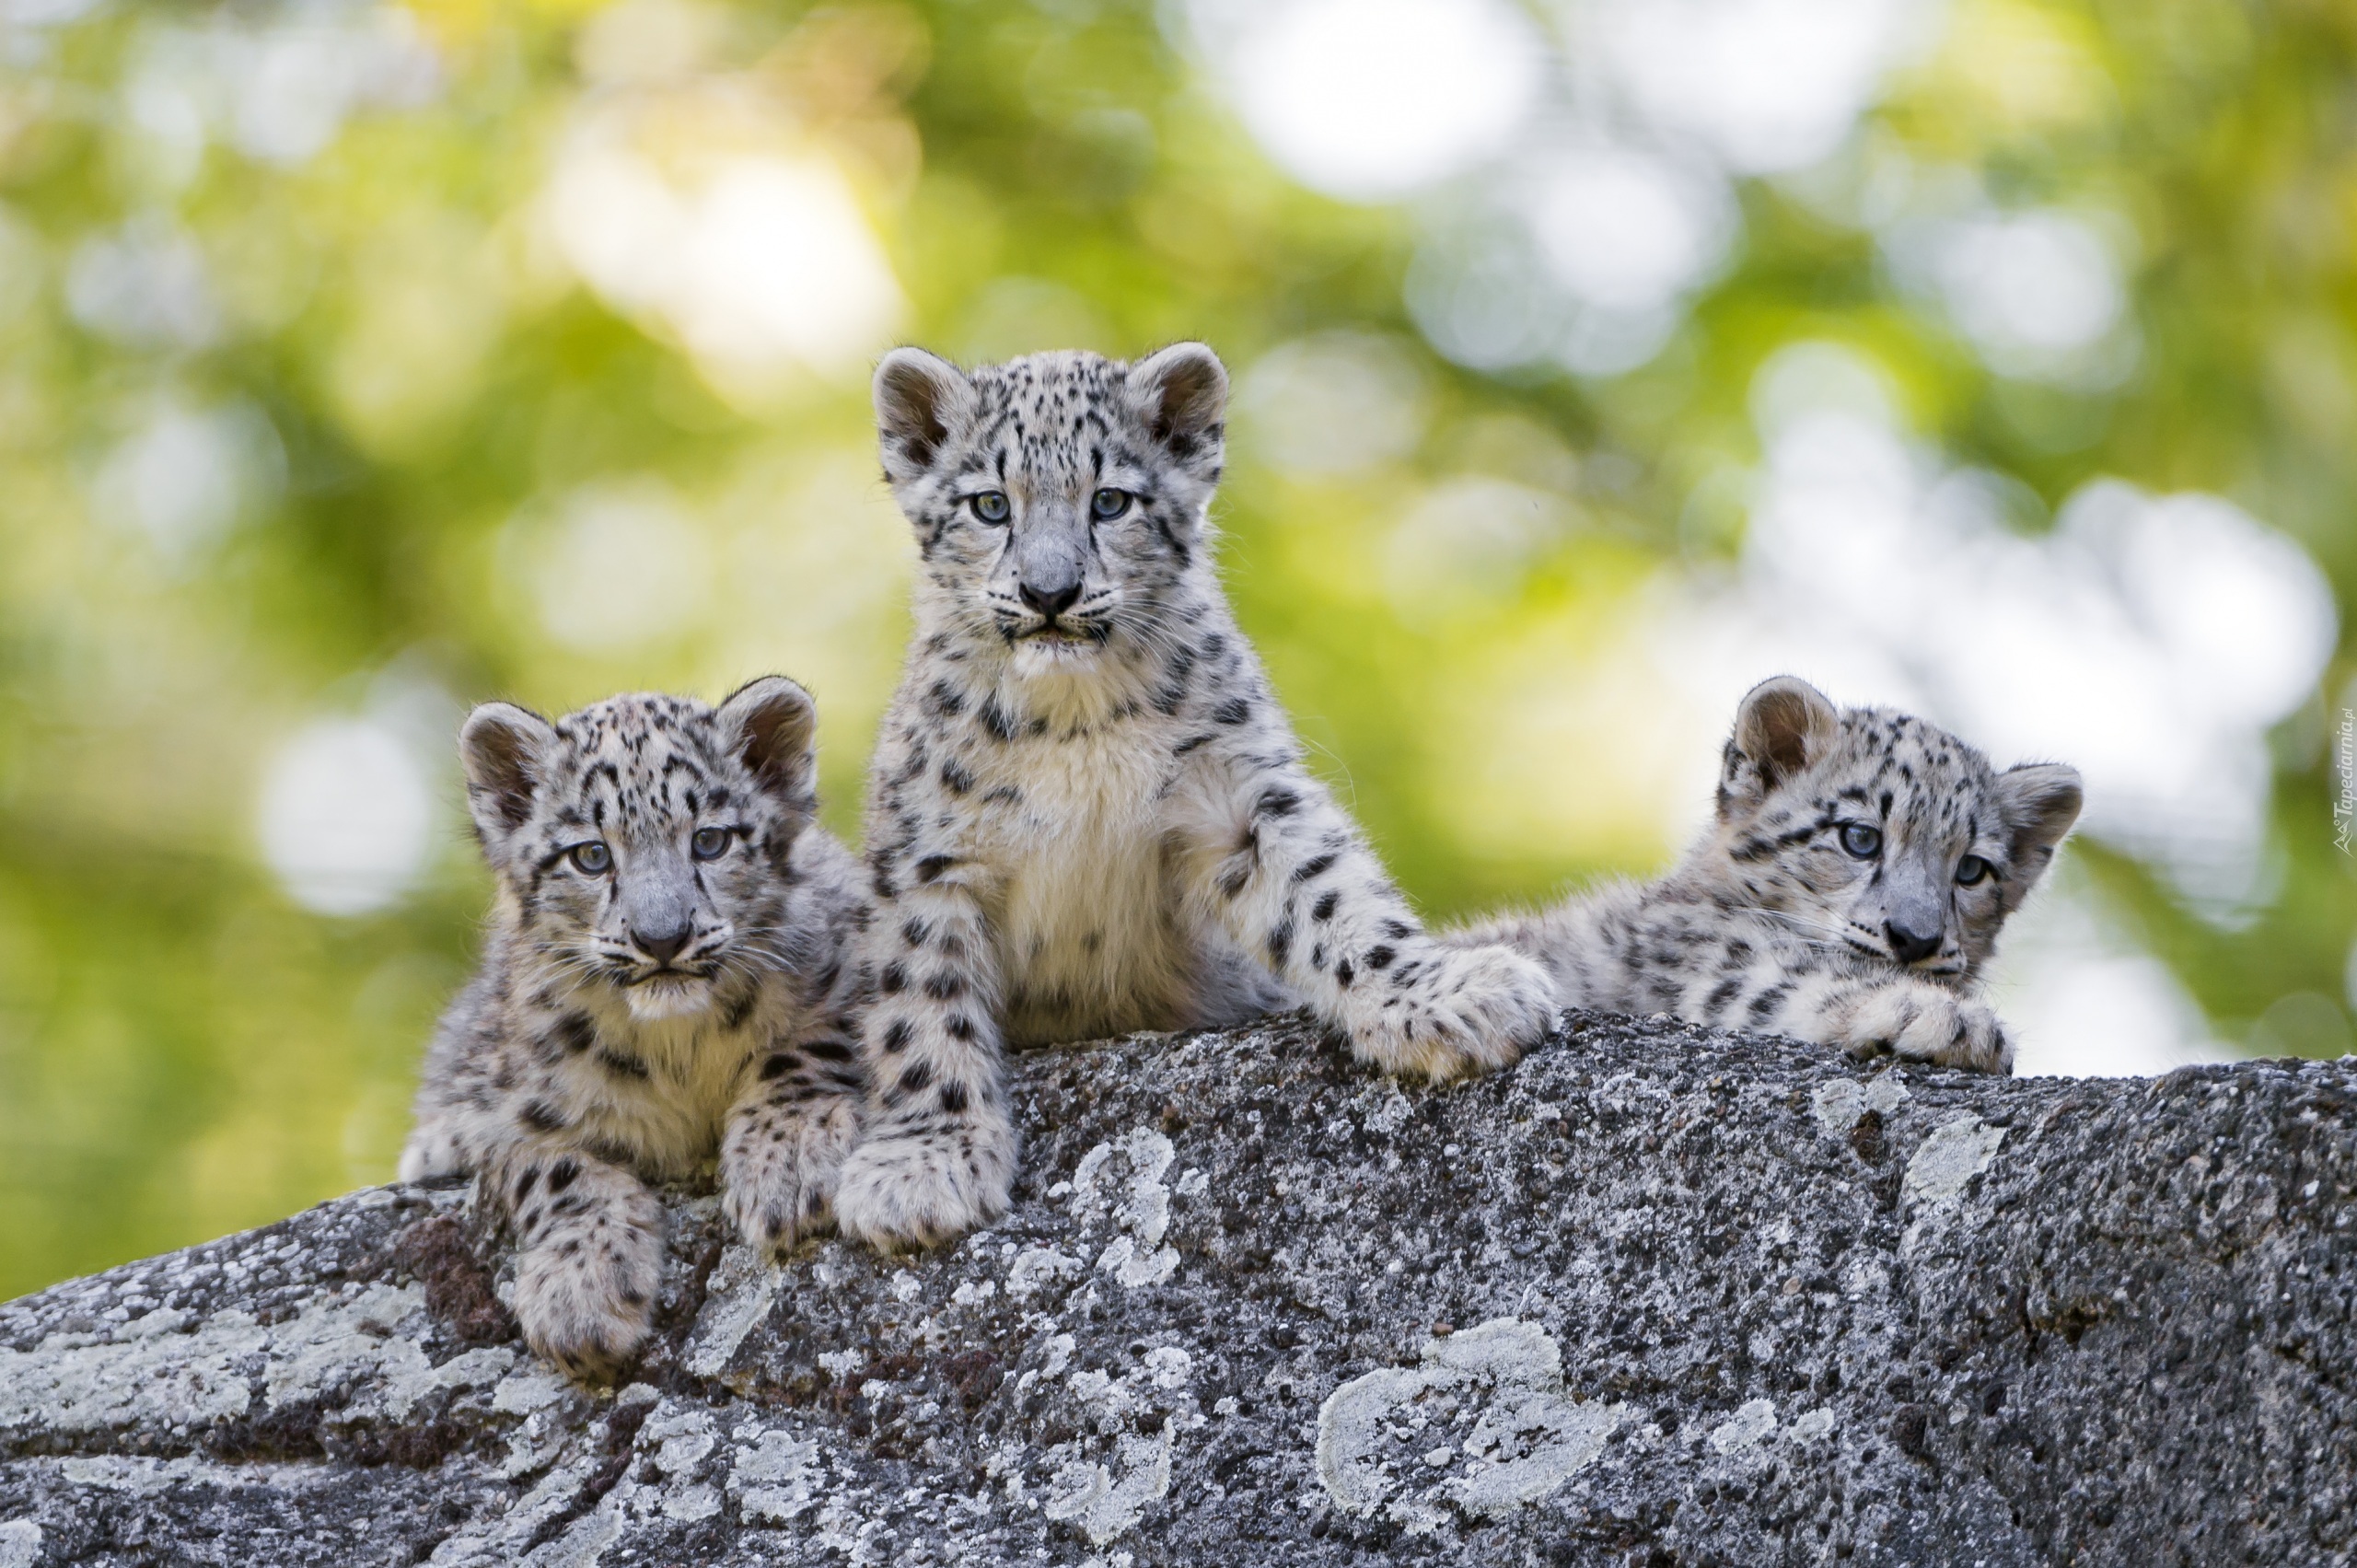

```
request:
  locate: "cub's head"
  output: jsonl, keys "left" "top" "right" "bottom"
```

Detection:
{"left": 1706, "top": 676, "right": 2083, "bottom": 986}
{"left": 871, "top": 343, "right": 1227, "bottom": 671}
{"left": 459, "top": 679, "right": 819, "bottom": 1019}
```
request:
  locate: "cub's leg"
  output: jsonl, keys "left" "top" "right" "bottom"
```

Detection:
{"left": 719, "top": 1025, "right": 867, "bottom": 1258}
{"left": 1175, "top": 749, "right": 1557, "bottom": 1080}
{"left": 486, "top": 1144, "right": 666, "bottom": 1380}
{"left": 832, "top": 879, "right": 1017, "bottom": 1252}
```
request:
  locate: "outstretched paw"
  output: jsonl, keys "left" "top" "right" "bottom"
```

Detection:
{"left": 1840, "top": 984, "right": 2013, "bottom": 1074}
{"left": 1342, "top": 942, "right": 1558, "bottom": 1081}
{"left": 834, "top": 1120, "right": 1016, "bottom": 1254}
{"left": 720, "top": 1101, "right": 859, "bottom": 1260}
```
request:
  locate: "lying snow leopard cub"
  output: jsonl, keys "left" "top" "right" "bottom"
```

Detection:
{"left": 833, "top": 343, "right": 1557, "bottom": 1250}
{"left": 1457, "top": 677, "right": 2081, "bottom": 1073}
{"left": 399, "top": 679, "right": 868, "bottom": 1376}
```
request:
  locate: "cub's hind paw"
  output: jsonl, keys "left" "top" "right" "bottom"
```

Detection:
{"left": 397, "top": 1125, "right": 461, "bottom": 1186}
{"left": 1343, "top": 942, "right": 1557, "bottom": 1082}
{"left": 834, "top": 1122, "right": 1016, "bottom": 1254}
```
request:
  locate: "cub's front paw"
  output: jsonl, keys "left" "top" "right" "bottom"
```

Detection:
{"left": 720, "top": 1102, "right": 859, "bottom": 1259}
{"left": 833, "top": 1120, "right": 1016, "bottom": 1254}
{"left": 1839, "top": 984, "right": 2013, "bottom": 1074}
{"left": 514, "top": 1225, "right": 662, "bottom": 1382}
{"left": 1342, "top": 942, "right": 1558, "bottom": 1081}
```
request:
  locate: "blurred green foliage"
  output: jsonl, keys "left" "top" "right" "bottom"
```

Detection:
{"left": 2, "top": 0, "right": 2354, "bottom": 1298}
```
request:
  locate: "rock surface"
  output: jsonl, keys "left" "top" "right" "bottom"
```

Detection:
{"left": 3, "top": 1010, "right": 2353, "bottom": 1566}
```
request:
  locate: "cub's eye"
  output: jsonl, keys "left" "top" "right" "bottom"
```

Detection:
{"left": 568, "top": 842, "right": 612, "bottom": 875}
{"left": 1090, "top": 488, "right": 1132, "bottom": 520}
{"left": 968, "top": 491, "right": 1011, "bottom": 524}
{"left": 1839, "top": 824, "right": 1882, "bottom": 859}
{"left": 691, "top": 826, "right": 732, "bottom": 861}
{"left": 1955, "top": 854, "right": 1991, "bottom": 886}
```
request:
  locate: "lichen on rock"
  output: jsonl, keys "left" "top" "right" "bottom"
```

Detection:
{"left": 1317, "top": 1316, "right": 1624, "bottom": 1530}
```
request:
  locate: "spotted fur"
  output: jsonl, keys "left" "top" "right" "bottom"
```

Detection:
{"left": 398, "top": 679, "right": 869, "bottom": 1377}
{"left": 1458, "top": 677, "right": 2083, "bottom": 1073}
{"left": 833, "top": 343, "right": 1557, "bottom": 1250}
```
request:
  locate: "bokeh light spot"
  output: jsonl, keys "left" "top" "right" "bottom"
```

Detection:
{"left": 514, "top": 481, "right": 715, "bottom": 656}
{"left": 259, "top": 719, "right": 435, "bottom": 918}
{"left": 1210, "top": 0, "right": 1543, "bottom": 202}
{"left": 1238, "top": 332, "right": 1429, "bottom": 478}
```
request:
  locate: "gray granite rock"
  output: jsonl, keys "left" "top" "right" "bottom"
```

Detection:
{"left": 3, "top": 1010, "right": 2352, "bottom": 1565}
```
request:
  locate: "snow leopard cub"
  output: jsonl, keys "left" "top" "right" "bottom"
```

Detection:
{"left": 1459, "top": 677, "right": 2081, "bottom": 1073}
{"left": 399, "top": 679, "right": 868, "bottom": 1377}
{"left": 831, "top": 343, "right": 1557, "bottom": 1251}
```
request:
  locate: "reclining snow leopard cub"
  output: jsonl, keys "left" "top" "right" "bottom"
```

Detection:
{"left": 832, "top": 343, "right": 1558, "bottom": 1250}
{"left": 1457, "top": 677, "right": 2081, "bottom": 1073}
{"left": 399, "top": 679, "right": 868, "bottom": 1376}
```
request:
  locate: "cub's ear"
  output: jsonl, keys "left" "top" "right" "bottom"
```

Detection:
{"left": 874, "top": 347, "right": 974, "bottom": 482}
{"left": 1127, "top": 342, "right": 1228, "bottom": 465}
{"left": 717, "top": 675, "right": 819, "bottom": 813}
{"left": 1717, "top": 676, "right": 1840, "bottom": 818}
{"left": 1997, "top": 762, "right": 2083, "bottom": 889}
{"left": 459, "top": 703, "right": 557, "bottom": 855}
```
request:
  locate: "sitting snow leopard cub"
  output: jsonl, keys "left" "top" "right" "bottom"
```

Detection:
{"left": 832, "top": 343, "right": 1557, "bottom": 1250}
{"left": 399, "top": 679, "right": 868, "bottom": 1376}
{"left": 1457, "top": 677, "right": 2081, "bottom": 1073}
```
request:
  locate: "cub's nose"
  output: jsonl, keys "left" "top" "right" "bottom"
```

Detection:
{"left": 634, "top": 924, "right": 691, "bottom": 966}
{"left": 1885, "top": 920, "right": 1941, "bottom": 965}
{"left": 1019, "top": 578, "right": 1081, "bottom": 620}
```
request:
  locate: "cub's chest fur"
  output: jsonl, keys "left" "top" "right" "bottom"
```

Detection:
{"left": 966, "top": 718, "right": 1199, "bottom": 1045}
{"left": 541, "top": 1005, "right": 770, "bottom": 1179}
